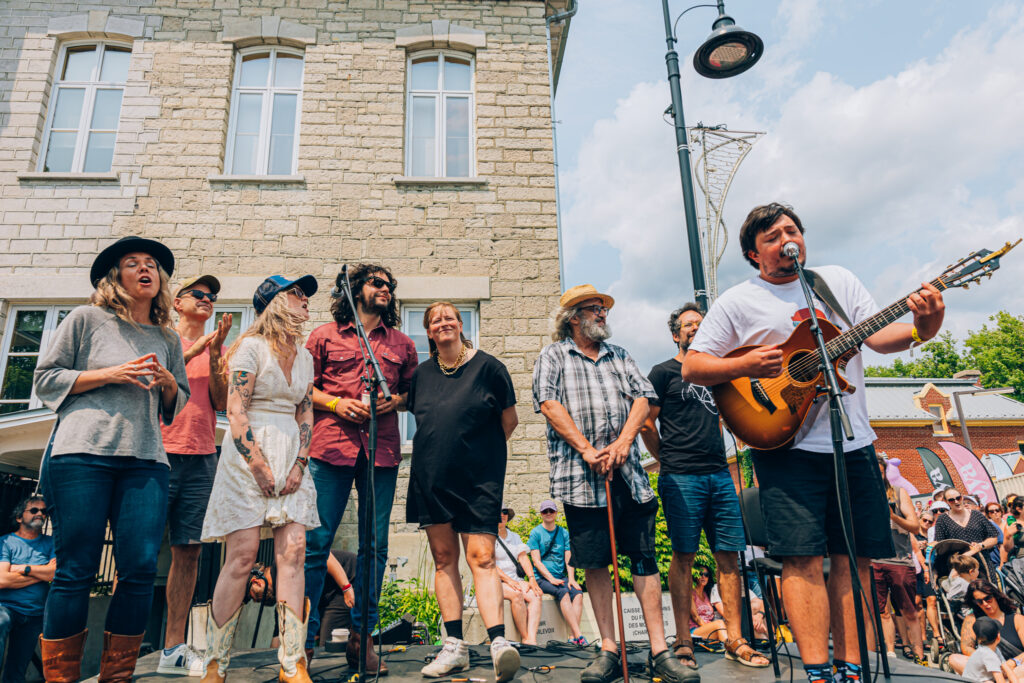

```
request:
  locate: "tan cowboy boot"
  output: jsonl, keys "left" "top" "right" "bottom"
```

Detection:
{"left": 202, "top": 602, "right": 243, "bottom": 683}
{"left": 98, "top": 632, "right": 145, "bottom": 683}
{"left": 39, "top": 629, "right": 87, "bottom": 683}
{"left": 277, "top": 598, "right": 313, "bottom": 683}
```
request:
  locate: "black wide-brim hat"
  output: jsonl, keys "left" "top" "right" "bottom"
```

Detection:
{"left": 90, "top": 236, "right": 175, "bottom": 287}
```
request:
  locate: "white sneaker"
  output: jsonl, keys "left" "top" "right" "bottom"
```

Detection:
{"left": 421, "top": 637, "right": 470, "bottom": 678}
{"left": 490, "top": 637, "right": 520, "bottom": 682}
{"left": 157, "top": 643, "right": 205, "bottom": 676}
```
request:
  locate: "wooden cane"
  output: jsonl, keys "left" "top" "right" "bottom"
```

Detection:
{"left": 605, "top": 474, "right": 630, "bottom": 683}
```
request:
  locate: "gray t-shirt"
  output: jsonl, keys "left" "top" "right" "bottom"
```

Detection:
{"left": 34, "top": 305, "right": 189, "bottom": 465}
{"left": 964, "top": 645, "right": 1004, "bottom": 682}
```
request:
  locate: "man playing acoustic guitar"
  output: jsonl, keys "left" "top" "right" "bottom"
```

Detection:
{"left": 682, "top": 203, "right": 945, "bottom": 683}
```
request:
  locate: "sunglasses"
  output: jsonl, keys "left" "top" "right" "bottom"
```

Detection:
{"left": 699, "top": 571, "right": 711, "bottom": 578}
{"left": 579, "top": 305, "right": 609, "bottom": 315}
{"left": 974, "top": 594, "right": 996, "bottom": 605}
{"left": 182, "top": 289, "right": 217, "bottom": 302}
{"left": 988, "top": 508, "right": 1003, "bottom": 515}
{"left": 26, "top": 507, "right": 47, "bottom": 515}
{"left": 946, "top": 495, "right": 963, "bottom": 503}
{"left": 920, "top": 518, "right": 933, "bottom": 524}
{"left": 365, "top": 276, "right": 395, "bottom": 292}
{"left": 540, "top": 509, "right": 557, "bottom": 514}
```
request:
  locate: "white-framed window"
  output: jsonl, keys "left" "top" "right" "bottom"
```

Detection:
{"left": 400, "top": 304, "right": 479, "bottom": 442}
{"left": 38, "top": 42, "right": 131, "bottom": 173}
{"left": 405, "top": 50, "right": 475, "bottom": 177}
{"left": 225, "top": 47, "right": 304, "bottom": 175}
{"left": 0, "top": 306, "right": 74, "bottom": 414}
{"left": 204, "top": 307, "right": 257, "bottom": 348}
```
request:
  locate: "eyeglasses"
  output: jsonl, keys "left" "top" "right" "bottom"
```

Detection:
{"left": 946, "top": 495, "right": 963, "bottom": 504}
{"left": 366, "top": 276, "right": 395, "bottom": 292}
{"left": 182, "top": 289, "right": 217, "bottom": 302}
{"left": 920, "top": 518, "right": 933, "bottom": 524}
{"left": 680, "top": 321, "right": 700, "bottom": 330}
{"left": 26, "top": 507, "right": 47, "bottom": 515}
{"left": 287, "top": 287, "right": 308, "bottom": 299}
{"left": 579, "top": 305, "right": 609, "bottom": 315}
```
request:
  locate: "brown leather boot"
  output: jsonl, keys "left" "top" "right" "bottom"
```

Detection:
{"left": 345, "top": 631, "right": 388, "bottom": 676}
{"left": 98, "top": 632, "right": 144, "bottom": 683}
{"left": 40, "top": 630, "right": 88, "bottom": 683}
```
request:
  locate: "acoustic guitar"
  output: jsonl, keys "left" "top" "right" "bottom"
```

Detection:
{"left": 712, "top": 240, "right": 1021, "bottom": 450}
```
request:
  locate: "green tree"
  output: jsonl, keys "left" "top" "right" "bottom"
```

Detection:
{"left": 965, "top": 311, "right": 1024, "bottom": 401}
{"left": 865, "top": 331, "right": 968, "bottom": 378}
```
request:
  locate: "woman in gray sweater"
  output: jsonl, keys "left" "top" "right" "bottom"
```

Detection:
{"left": 33, "top": 236, "right": 189, "bottom": 682}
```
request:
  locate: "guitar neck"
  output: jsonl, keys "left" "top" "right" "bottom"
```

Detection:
{"left": 826, "top": 276, "right": 947, "bottom": 358}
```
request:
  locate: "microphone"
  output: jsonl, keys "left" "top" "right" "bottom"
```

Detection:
{"left": 331, "top": 264, "right": 348, "bottom": 298}
{"left": 782, "top": 241, "right": 801, "bottom": 259}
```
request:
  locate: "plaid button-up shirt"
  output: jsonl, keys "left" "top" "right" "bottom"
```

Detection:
{"left": 532, "top": 338, "right": 658, "bottom": 508}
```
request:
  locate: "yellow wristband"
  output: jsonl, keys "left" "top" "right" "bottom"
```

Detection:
{"left": 326, "top": 397, "right": 340, "bottom": 413}
{"left": 911, "top": 327, "right": 923, "bottom": 344}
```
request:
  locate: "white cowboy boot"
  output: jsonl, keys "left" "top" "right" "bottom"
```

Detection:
{"left": 202, "top": 603, "right": 242, "bottom": 683}
{"left": 276, "top": 598, "right": 312, "bottom": 683}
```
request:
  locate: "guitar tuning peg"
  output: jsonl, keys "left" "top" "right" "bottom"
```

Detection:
{"left": 963, "top": 284, "right": 969, "bottom": 290}
{"left": 987, "top": 272, "right": 993, "bottom": 278}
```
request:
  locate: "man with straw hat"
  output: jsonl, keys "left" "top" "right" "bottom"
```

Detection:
{"left": 532, "top": 285, "right": 698, "bottom": 683}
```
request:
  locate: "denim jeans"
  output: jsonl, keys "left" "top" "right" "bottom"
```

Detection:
{"left": 40, "top": 453, "right": 168, "bottom": 638}
{"left": 658, "top": 469, "right": 747, "bottom": 554}
{"left": 0, "top": 605, "right": 42, "bottom": 683}
{"left": 304, "top": 456, "right": 397, "bottom": 647}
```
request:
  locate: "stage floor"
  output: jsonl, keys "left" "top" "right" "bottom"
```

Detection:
{"left": 118, "top": 642, "right": 961, "bottom": 683}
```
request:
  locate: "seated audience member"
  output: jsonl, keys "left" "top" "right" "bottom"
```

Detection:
{"left": 0, "top": 497, "right": 55, "bottom": 683}
{"left": 496, "top": 505, "right": 541, "bottom": 645}
{"left": 950, "top": 580, "right": 1024, "bottom": 676}
{"left": 528, "top": 501, "right": 585, "bottom": 646}
{"left": 317, "top": 550, "right": 357, "bottom": 646}
{"left": 709, "top": 580, "right": 768, "bottom": 639}
{"left": 963, "top": 617, "right": 1019, "bottom": 683}
{"left": 690, "top": 565, "right": 727, "bottom": 645}
{"left": 942, "top": 553, "right": 981, "bottom": 603}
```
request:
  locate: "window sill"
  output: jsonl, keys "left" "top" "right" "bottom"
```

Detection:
{"left": 394, "top": 176, "right": 488, "bottom": 187}
{"left": 208, "top": 174, "right": 305, "bottom": 184}
{"left": 17, "top": 172, "right": 119, "bottom": 182}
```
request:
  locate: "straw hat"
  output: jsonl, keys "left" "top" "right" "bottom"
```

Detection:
{"left": 559, "top": 284, "right": 614, "bottom": 311}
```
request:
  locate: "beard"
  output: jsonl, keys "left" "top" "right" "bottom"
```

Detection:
{"left": 25, "top": 518, "right": 44, "bottom": 532}
{"left": 580, "top": 317, "right": 611, "bottom": 342}
{"left": 359, "top": 289, "right": 388, "bottom": 315}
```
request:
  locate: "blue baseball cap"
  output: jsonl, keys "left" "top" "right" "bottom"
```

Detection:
{"left": 253, "top": 275, "right": 318, "bottom": 314}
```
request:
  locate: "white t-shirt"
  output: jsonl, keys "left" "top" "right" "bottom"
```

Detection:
{"left": 963, "top": 645, "right": 1004, "bottom": 682}
{"left": 495, "top": 529, "right": 529, "bottom": 579}
{"left": 690, "top": 265, "right": 880, "bottom": 453}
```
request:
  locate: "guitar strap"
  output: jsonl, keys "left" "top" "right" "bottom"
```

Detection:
{"left": 806, "top": 269, "right": 854, "bottom": 330}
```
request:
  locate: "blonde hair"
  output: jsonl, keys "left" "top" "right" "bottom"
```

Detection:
{"left": 90, "top": 262, "right": 174, "bottom": 328}
{"left": 422, "top": 301, "right": 472, "bottom": 358}
{"left": 223, "top": 292, "right": 305, "bottom": 370}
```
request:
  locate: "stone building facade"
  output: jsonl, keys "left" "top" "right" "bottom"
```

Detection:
{"left": 0, "top": 0, "right": 573, "bottom": 572}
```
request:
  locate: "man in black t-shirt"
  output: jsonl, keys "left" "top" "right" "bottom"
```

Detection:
{"left": 641, "top": 304, "right": 768, "bottom": 670}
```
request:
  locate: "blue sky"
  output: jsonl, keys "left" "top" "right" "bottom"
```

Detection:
{"left": 554, "top": 1, "right": 1024, "bottom": 372}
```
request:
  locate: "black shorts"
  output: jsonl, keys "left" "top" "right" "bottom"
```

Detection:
{"left": 750, "top": 444, "right": 894, "bottom": 558}
{"left": 563, "top": 474, "right": 659, "bottom": 571}
{"left": 166, "top": 452, "right": 217, "bottom": 546}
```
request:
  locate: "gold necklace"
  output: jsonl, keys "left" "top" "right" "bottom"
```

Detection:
{"left": 436, "top": 345, "right": 467, "bottom": 376}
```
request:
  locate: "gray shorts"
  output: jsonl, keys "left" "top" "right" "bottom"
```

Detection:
{"left": 166, "top": 452, "right": 217, "bottom": 546}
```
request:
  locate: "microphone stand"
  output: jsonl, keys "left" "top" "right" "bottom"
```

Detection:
{"left": 788, "top": 250, "right": 885, "bottom": 680}
{"left": 337, "top": 266, "right": 392, "bottom": 681}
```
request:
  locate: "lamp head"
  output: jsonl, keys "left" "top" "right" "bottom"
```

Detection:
{"left": 693, "top": 14, "right": 763, "bottom": 79}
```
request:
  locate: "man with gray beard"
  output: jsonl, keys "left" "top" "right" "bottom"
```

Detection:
{"left": 532, "top": 285, "right": 697, "bottom": 683}
{"left": 0, "top": 496, "right": 55, "bottom": 683}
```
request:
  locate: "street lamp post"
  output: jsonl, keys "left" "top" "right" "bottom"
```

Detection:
{"left": 661, "top": 0, "right": 762, "bottom": 312}
{"left": 952, "top": 386, "right": 1015, "bottom": 452}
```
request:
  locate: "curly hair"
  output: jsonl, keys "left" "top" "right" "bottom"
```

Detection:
{"left": 91, "top": 262, "right": 174, "bottom": 328}
{"left": 223, "top": 292, "right": 305, "bottom": 370}
{"left": 10, "top": 494, "right": 44, "bottom": 530}
{"left": 422, "top": 302, "right": 473, "bottom": 358}
{"left": 552, "top": 305, "right": 579, "bottom": 342}
{"left": 738, "top": 202, "right": 805, "bottom": 269}
{"left": 965, "top": 579, "right": 1018, "bottom": 618}
{"left": 330, "top": 264, "right": 400, "bottom": 328}
{"left": 668, "top": 303, "right": 703, "bottom": 337}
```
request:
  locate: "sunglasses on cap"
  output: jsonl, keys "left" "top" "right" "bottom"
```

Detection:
{"left": 365, "top": 276, "right": 395, "bottom": 292}
{"left": 182, "top": 289, "right": 217, "bottom": 302}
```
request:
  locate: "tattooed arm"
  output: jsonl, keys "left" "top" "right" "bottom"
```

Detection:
{"left": 227, "top": 369, "right": 276, "bottom": 496}
{"left": 281, "top": 382, "right": 314, "bottom": 496}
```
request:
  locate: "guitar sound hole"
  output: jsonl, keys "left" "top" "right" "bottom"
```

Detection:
{"left": 787, "top": 350, "right": 820, "bottom": 383}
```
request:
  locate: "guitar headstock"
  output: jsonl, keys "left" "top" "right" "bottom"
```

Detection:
{"left": 939, "top": 239, "right": 1021, "bottom": 290}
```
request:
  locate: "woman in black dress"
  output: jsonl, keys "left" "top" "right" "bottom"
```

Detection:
{"left": 933, "top": 487, "right": 1000, "bottom": 580}
{"left": 406, "top": 302, "right": 520, "bottom": 681}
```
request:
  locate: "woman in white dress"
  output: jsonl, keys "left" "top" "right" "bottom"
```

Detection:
{"left": 201, "top": 275, "right": 320, "bottom": 683}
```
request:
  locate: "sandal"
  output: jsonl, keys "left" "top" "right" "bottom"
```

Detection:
{"left": 724, "top": 638, "right": 770, "bottom": 668}
{"left": 672, "top": 639, "right": 699, "bottom": 670}
{"left": 901, "top": 645, "right": 914, "bottom": 660}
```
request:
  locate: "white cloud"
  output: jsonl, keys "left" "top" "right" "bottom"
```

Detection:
{"left": 562, "top": 4, "right": 1024, "bottom": 372}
